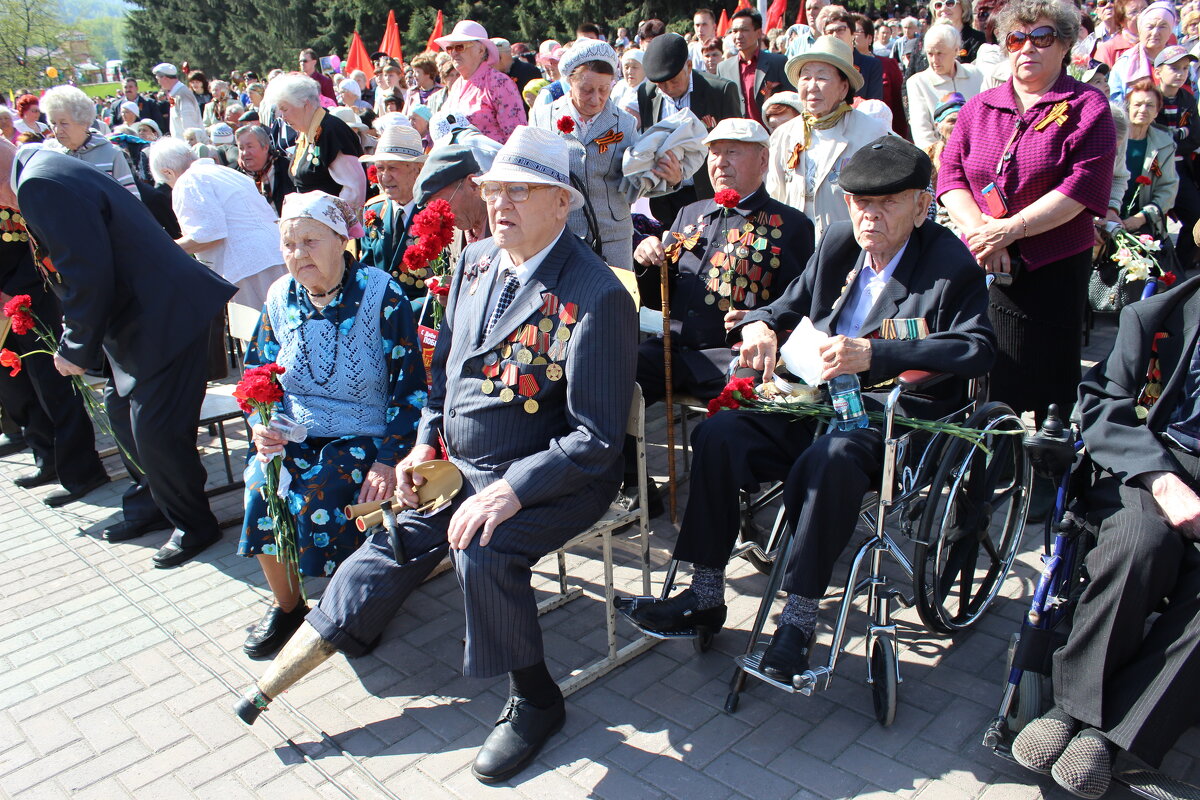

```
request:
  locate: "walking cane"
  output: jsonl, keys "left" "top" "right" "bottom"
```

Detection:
{"left": 660, "top": 260, "right": 678, "bottom": 524}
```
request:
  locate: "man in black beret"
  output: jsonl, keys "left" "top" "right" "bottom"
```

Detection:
{"left": 630, "top": 137, "right": 996, "bottom": 680}
{"left": 637, "top": 32, "right": 742, "bottom": 226}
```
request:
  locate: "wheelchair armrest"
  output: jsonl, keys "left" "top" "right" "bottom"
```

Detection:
{"left": 896, "top": 370, "right": 951, "bottom": 393}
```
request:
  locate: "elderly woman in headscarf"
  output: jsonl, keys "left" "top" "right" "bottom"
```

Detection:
{"left": 41, "top": 85, "right": 138, "bottom": 196}
{"left": 262, "top": 73, "right": 366, "bottom": 210}
{"left": 434, "top": 20, "right": 527, "bottom": 143}
{"left": 610, "top": 48, "right": 645, "bottom": 119}
{"left": 529, "top": 40, "right": 682, "bottom": 270}
{"left": 1109, "top": 2, "right": 1176, "bottom": 102}
{"left": 766, "top": 35, "right": 891, "bottom": 239}
{"left": 236, "top": 190, "right": 428, "bottom": 659}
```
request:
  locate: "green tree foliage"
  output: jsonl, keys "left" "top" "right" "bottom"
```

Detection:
{"left": 0, "top": 0, "right": 68, "bottom": 92}
{"left": 123, "top": 0, "right": 777, "bottom": 79}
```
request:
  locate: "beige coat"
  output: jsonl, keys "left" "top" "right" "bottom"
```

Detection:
{"left": 766, "top": 109, "right": 891, "bottom": 241}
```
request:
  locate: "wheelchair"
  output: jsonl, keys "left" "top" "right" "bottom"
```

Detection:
{"left": 983, "top": 406, "right": 1200, "bottom": 800}
{"left": 617, "top": 369, "right": 1032, "bottom": 725}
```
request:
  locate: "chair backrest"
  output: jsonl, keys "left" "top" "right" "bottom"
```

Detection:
{"left": 626, "top": 383, "right": 645, "bottom": 437}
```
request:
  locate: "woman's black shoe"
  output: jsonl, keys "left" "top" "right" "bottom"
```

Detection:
{"left": 243, "top": 604, "right": 309, "bottom": 659}
{"left": 760, "top": 624, "right": 812, "bottom": 681}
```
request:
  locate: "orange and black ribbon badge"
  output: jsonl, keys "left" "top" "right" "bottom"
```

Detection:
{"left": 1034, "top": 100, "right": 1070, "bottom": 131}
{"left": 1151, "top": 158, "right": 1163, "bottom": 178}
{"left": 787, "top": 141, "right": 804, "bottom": 171}
{"left": 595, "top": 128, "right": 624, "bottom": 154}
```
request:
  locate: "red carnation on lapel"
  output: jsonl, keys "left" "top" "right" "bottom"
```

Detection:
{"left": 556, "top": 115, "right": 575, "bottom": 134}
{"left": 714, "top": 189, "right": 741, "bottom": 209}
{"left": 1135, "top": 175, "right": 1152, "bottom": 185}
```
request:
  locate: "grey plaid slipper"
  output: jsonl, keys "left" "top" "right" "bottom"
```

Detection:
{"left": 1012, "top": 707, "right": 1080, "bottom": 775}
{"left": 1052, "top": 729, "right": 1116, "bottom": 799}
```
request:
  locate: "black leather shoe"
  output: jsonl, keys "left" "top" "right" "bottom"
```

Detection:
{"left": 629, "top": 588, "right": 727, "bottom": 634}
{"left": 0, "top": 433, "right": 26, "bottom": 457}
{"left": 14, "top": 467, "right": 56, "bottom": 489}
{"left": 760, "top": 624, "right": 812, "bottom": 682}
{"left": 43, "top": 473, "right": 108, "bottom": 508}
{"left": 152, "top": 535, "right": 220, "bottom": 568}
{"left": 472, "top": 696, "right": 565, "bottom": 784}
{"left": 243, "top": 604, "right": 310, "bottom": 659}
{"left": 103, "top": 517, "right": 171, "bottom": 542}
{"left": 617, "top": 479, "right": 666, "bottom": 519}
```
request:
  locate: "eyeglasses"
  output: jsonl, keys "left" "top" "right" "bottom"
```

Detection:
{"left": 932, "top": 0, "right": 959, "bottom": 10}
{"left": 1005, "top": 25, "right": 1060, "bottom": 51}
{"left": 479, "top": 182, "right": 553, "bottom": 203}
{"left": 445, "top": 43, "right": 470, "bottom": 53}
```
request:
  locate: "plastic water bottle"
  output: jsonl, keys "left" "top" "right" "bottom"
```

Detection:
{"left": 828, "top": 374, "right": 869, "bottom": 431}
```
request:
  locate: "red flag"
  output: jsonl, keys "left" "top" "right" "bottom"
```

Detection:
{"left": 765, "top": 0, "right": 787, "bottom": 30}
{"left": 427, "top": 10, "right": 444, "bottom": 52}
{"left": 380, "top": 10, "right": 403, "bottom": 62}
{"left": 717, "top": 8, "right": 730, "bottom": 37}
{"left": 734, "top": 0, "right": 752, "bottom": 10}
{"left": 797, "top": 1, "right": 807, "bottom": 25}
{"left": 346, "top": 31, "right": 372, "bottom": 79}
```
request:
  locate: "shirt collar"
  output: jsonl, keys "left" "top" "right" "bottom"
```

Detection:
{"left": 739, "top": 49, "right": 760, "bottom": 66}
{"left": 866, "top": 238, "right": 909, "bottom": 277}
{"left": 981, "top": 70, "right": 1079, "bottom": 112}
{"left": 497, "top": 228, "right": 565, "bottom": 286}
{"left": 286, "top": 253, "right": 364, "bottom": 327}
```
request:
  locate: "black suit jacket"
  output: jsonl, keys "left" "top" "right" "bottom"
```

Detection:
{"left": 1079, "top": 276, "right": 1200, "bottom": 485}
{"left": 637, "top": 70, "right": 742, "bottom": 223}
{"left": 638, "top": 186, "right": 815, "bottom": 379}
{"left": 15, "top": 148, "right": 235, "bottom": 395}
{"left": 733, "top": 220, "right": 996, "bottom": 419}
{"left": 716, "top": 50, "right": 795, "bottom": 118}
{"left": 853, "top": 51, "right": 885, "bottom": 101}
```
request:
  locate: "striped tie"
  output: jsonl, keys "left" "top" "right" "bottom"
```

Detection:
{"left": 484, "top": 271, "right": 520, "bottom": 338}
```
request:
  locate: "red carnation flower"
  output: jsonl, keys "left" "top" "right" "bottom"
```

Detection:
{"left": 1161, "top": 270, "right": 1178, "bottom": 287}
{"left": 714, "top": 189, "right": 741, "bottom": 209}
{"left": 1136, "top": 175, "right": 1152, "bottom": 185}
{"left": 3, "top": 294, "right": 35, "bottom": 336}
{"left": 367, "top": 164, "right": 379, "bottom": 184}
{"left": 0, "top": 348, "right": 21, "bottom": 377}
{"left": 364, "top": 209, "right": 380, "bottom": 227}
{"left": 557, "top": 115, "right": 576, "bottom": 134}
{"left": 233, "top": 363, "right": 286, "bottom": 415}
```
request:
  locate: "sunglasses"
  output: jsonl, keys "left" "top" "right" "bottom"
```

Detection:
{"left": 445, "top": 43, "right": 471, "bottom": 53}
{"left": 932, "top": 0, "right": 959, "bottom": 10}
{"left": 1005, "top": 25, "right": 1060, "bottom": 51}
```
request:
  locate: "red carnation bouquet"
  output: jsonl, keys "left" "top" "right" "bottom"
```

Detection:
{"left": 2, "top": 294, "right": 134, "bottom": 465}
{"left": 234, "top": 362, "right": 303, "bottom": 596}
{"left": 556, "top": 115, "right": 575, "bottom": 135}
{"left": 405, "top": 198, "right": 457, "bottom": 329}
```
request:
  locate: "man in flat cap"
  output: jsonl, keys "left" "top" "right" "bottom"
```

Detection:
{"left": 638, "top": 32, "right": 742, "bottom": 226}
{"left": 413, "top": 145, "right": 490, "bottom": 273}
{"left": 630, "top": 137, "right": 995, "bottom": 679}
{"left": 630, "top": 117, "right": 814, "bottom": 513}
{"left": 153, "top": 62, "right": 202, "bottom": 138}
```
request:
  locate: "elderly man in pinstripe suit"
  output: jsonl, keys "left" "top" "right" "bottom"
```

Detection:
{"left": 234, "top": 126, "right": 638, "bottom": 785}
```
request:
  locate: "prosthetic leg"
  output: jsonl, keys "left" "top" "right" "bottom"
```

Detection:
{"left": 234, "top": 622, "right": 336, "bottom": 724}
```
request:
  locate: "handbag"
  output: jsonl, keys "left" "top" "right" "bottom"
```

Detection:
{"left": 1087, "top": 224, "right": 1178, "bottom": 314}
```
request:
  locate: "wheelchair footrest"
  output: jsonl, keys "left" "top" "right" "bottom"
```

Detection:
{"left": 614, "top": 596, "right": 705, "bottom": 640}
{"left": 1117, "top": 763, "right": 1200, "bottom": 800}
{"left": 734, "top": 650, "right": 828, "bottom": 696}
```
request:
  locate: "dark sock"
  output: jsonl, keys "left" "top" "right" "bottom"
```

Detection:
{"left": 779, "top": 594, "right": 819, "bottom": 638}
{"left": 509, "top": 661, "right": 562, "bottom": 709}
{"left": 690, "top": 565, "right": 725, "bottom": 609}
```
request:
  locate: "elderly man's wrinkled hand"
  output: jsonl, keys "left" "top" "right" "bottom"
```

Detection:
{"left": 651, "top": 151, "right": 684, "bottom": 187}
{"left": 634, "top": 236, "right": 666, "bottom": 267}
{"left": 252, "top": 423, "right": 286, "bottom": 462}
{"left": 724, "top": 308, "right": 748, "bottom": 332}
{"left": 446, "top": 479, "right": 521, "bottom": 550}
{"left": 818, "top": 335, "right": 872, "bottom": 382}
{"left": 738, "top": 321, "right": 778, "bottom": 379}
{"left": 53, "top": 353, "right": 86, "bottom": 377}
{"left": 1149, "top": 471, "right": 1200, "bottom": 541}
{"left": 396, "top": 444, "right": 438, "bottom": 508}
{"left": 357, "top": 461, "right": 397, "bottom": 504}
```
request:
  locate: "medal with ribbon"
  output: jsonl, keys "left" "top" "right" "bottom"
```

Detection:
{"left": 478, "top": 291, "right": 579, "bottom": 413}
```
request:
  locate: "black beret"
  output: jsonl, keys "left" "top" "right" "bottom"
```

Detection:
{"left": 414, "top": 145, "right": 480, "bottom": 208}
{"left": 643, "top": 33, "right": 690, "bottom": 83}
{"left": 839, "top": 136, "right": 932, "bottom": 196}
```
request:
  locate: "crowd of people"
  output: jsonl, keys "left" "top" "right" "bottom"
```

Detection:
{"left": 1, "top": 0, "right": 1199, "bottom": 793}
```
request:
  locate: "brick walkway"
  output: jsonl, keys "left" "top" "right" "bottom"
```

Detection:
{"left": 3, "top": 315, "right": 1198, "bottom": 799}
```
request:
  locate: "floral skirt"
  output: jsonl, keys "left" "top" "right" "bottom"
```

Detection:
{"left": 237, "top": 435, "right": 381, "bottom": 577}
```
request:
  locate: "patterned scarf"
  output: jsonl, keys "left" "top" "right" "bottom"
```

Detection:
{"left": 787, "top": 102, "right": 854, "bottom": 169}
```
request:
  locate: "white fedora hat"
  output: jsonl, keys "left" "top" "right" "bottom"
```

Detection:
{"left": 472, "top": 125, "right": 583, "bottom": 210}
{"left": 360, "top": 124, "right": 426, "bottom": 163}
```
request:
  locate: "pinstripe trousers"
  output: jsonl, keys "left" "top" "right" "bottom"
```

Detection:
{"left": 307, "top": 476, "right": 617, "bottom": 678}
{"left": 1054, "top": 455, "right": 1200, "bottom": 767}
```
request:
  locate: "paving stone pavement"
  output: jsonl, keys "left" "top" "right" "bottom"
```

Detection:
{"left": 2, "top": 315, "right": 1197, "bottom": 799}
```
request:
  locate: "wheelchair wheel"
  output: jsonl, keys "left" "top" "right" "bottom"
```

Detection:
{"left": 870, "top": 636, "right": 898, "bottom": 727}
{"left": 914, "top": 402, "right": 1030, "bottom": 634}
{"left": 1005, "top": 633, "right": 1045, "bottom": 733}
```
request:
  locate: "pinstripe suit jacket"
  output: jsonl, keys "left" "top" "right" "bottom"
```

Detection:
{"left": 416, "top": 230, "right": 638, "bottom": 510}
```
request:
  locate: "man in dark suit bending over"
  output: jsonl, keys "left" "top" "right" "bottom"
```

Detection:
{"left": 631, "top": 137, "right": 995, "bottom": 679}
{"left": 0, "top": 140, "right": 236, "bottom": 568}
